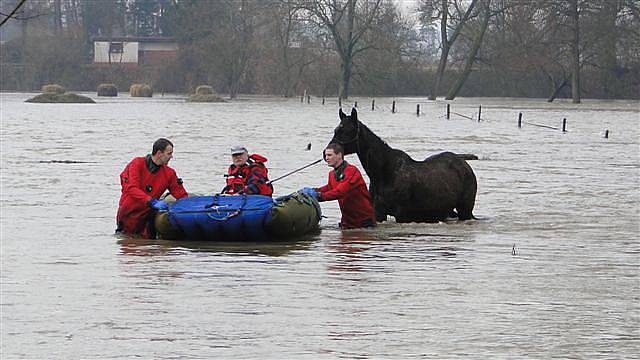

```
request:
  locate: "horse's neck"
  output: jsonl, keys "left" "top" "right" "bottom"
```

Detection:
{"left": 356, "top": 124, "right": 393, "bottom": 183}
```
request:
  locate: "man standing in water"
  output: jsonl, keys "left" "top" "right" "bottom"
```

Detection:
{"left": 302, "top": 143, "right": 375, "bottom": 229}
{"left": 116, "top": 138, "right": 188, "bottom": 238}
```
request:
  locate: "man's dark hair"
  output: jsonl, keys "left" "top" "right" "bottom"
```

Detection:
{"left": 325, "top": 142, "right": 344, "bottom": 155}
{"left": 152, "top": 138, "right": 173, "bottom": 155}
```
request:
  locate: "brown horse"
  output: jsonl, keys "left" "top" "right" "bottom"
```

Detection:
{"left": 329, "top": 108, "right": 477, "bottom": 223}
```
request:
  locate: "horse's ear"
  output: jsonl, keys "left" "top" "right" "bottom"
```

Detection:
{"left": 339, "top": 108, "right": 346, "bottom": 120}
{"left": 350, "top": 107, "right": 358, "bottom": 121}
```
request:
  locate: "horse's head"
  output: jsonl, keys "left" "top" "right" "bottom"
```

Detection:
{"left": 329, "top": 107, "right": 360, "bottom": 155}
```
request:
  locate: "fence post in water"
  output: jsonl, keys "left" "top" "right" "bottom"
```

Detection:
{"left": 354, "top": 101, "right": 358, "bottom": 108}
{"left": 371, "top": 99, "right": 375, "bottom": 111}
{"left": 322, "top": 97, "right": 325, "bottom": 105}
{"left": 478, "top": 105, "right": 482, "bottom": 122}
{"left": 604, "top": 129, "right": 609, "bottom": 138}
{"left": 339, "top": 98, "right": 342, "bottom": 107}
{"left": 417, "top": 104, "right": 420, "bottom": 116}
{"left": 392, "top": 100, "right": 396, "bottom": 113}
{"left": 446, "top": 104, "right": 450, "bottom": 119}
{"left": 562, "top": 118, "right": 567, "bottom": 132}
{"left": 307, "top": 95, "right": 311, "bottom": 104}
{"left": 518, "top": 113, "right": 522, "bottom": 128}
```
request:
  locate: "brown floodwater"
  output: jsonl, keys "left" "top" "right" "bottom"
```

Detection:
{"left": 1, "top": 93, "right": 638, "bottom": 358}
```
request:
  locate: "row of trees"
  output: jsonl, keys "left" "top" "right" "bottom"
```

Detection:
{"left": 1, "top": 0, "right": 638, "bottom": 101}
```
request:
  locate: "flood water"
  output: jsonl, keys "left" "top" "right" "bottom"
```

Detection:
{"left": 1, "top": 92, "right": 638, "bottom": 358}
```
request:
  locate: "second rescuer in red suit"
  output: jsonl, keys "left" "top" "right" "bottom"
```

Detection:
{"left": 307, "top": 143, "right": 375, "bottom": 229}
{"left": 116, "top": 138, "right": 188, "bottom": 238}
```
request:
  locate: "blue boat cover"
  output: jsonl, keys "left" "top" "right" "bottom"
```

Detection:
{"left": 168, "top": 194, "right": 275, "bottom": 241}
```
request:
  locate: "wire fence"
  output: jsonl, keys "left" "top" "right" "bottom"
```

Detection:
{"left": 302, "top": 95, "right": 615, "bottom": 139}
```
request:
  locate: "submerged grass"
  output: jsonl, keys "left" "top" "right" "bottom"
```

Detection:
{"left": 25, "top": 92, "right": 95, "bottom": 103}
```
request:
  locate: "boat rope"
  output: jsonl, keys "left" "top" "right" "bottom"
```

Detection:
{"left": 267, "top": 159, "right": 323, "bottom": 185}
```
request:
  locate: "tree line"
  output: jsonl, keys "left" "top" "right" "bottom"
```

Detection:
{"left": 1, "top": 0, "right": 638, "bottom": 101}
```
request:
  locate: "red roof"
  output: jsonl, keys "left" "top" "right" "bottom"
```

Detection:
{"left": 92, "top": 36, "right": 176, "bottom": 43}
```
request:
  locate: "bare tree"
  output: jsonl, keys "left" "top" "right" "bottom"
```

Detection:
{"left": 304, "top": 0, "right": 383, "bottom": 99}
{"left": 419, "top": 0, "right": 479, "bottom": 100}
{"left": 568, "top": 0, "right": 581, "bottom": 103}
{"left": 445, "top": 0, "right": 492, "bottom": 100}
{"left": 264, "top": 0, "right": 316, "bottom": 97}
{"left": 0, "top": 0, "right": 29, "bottom": 27}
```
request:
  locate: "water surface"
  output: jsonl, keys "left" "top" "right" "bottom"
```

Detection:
{"left": 1, "top": 93, "right": 638, "bottom": 358}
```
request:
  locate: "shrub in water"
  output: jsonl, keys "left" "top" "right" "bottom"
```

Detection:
{"left": 130, "top": 84, "right": 153, "bottom": 97}
{"left": 97, "top": 83, "right": 118, "bottom": 97}
{"left": 26, "top": 93, "right": 95, "bottom": 103}
{"left": 41, "top": 84, "right": 66, "bottom": 94}
{"left": 195, "top": 85, "right": 214, "bottom": 95}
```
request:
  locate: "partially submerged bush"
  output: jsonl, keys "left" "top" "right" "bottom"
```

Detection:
{"left": 186, "top": 94, "right": 226, "bottom": 103}
{"left": 130, "top": 83, "right": 153, "bottom": 97}
{"left": 97, "top": 83, "right": 118, "bottom": 96}
{"left": 26, "top": 92, "right": 95, "bottom": 103}
{"left": 41, "top": 84, "right": 66, "bottom": 94}
{"left": 195, "top": 85, "right": 214, "bottom": 95}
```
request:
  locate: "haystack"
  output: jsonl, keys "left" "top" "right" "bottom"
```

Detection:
{"left": 195, "top": 85, "right": 214, "bottom": 95}
{"left": 97, "top": 83, "right": 118, "bottom": 97}
{"left": 25, "top": 93, "right": 95, "bottom": 103}
{"left": 130, "top": 83, "right": 153, "bottom": 97}
{"left": 41, "top": 84, "right": 66, "bottom": 94}
{"left": 187, "top": 86, "right": 224, "bottom": 102}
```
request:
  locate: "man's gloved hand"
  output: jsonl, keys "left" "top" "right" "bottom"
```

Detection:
{"left": 300, "top": 187, "right": 319, "bottom": 199}
{"left": 148, "top": 198, "right": 169, "bottom": 211}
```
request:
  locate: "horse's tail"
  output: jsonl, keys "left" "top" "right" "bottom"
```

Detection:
{"left": 456, "top": 153, "right": 478, "bottom": 161}
{"left": 455, "top": 159, "right": 478, "bottom": 221}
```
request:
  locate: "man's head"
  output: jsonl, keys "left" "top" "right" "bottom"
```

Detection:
{"left": 152, "top": 138, "right": 174, "bottom": 166}
{"left": 324, "top": 143, "right": 344, "bottom": 168}
{"left": 231, "top": 145, "right": 249, "bottom": 167}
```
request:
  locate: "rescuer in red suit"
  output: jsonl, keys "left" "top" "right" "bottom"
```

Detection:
{"left": 116, "top": 138, "right": 188, "bottom": 238}
{"left": 222, "top": 145, "right": 273, "bottom": 196}
{"left": 302, "top": 143, "right": 375, "bottom": 229}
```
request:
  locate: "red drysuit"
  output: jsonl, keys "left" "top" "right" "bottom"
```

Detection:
{"left": 223, "top": 154, "right": 273, "bottom": 196}
{"left": 317, "top": 162, "right": 375, "bottom": 229}
{"left": 116, "top": 156, "right": 187, "bottom": 238}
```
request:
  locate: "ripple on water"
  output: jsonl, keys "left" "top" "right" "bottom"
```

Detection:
{"left": 1, "top": 94, "right": 638, "bottom": 358}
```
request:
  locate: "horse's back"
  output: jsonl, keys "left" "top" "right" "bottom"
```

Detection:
{"left": 422, "top": 151, "right": 463, "bottom": 163}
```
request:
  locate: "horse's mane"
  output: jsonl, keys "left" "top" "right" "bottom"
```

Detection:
{"left": 356, "top": 120, "right": 412, "bottom": 181}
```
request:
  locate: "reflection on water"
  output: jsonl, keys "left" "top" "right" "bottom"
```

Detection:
{"left": 326, "top": 225, "right": 475, "bottom": 278}
{"left": 327, "top": 229, "right": 377, "bottom": 274}
{"left": 118, "top": 234, "right": 318, "bottom": 257}
{"left": 1, "top": 93, "right": 638, "bottom": 358}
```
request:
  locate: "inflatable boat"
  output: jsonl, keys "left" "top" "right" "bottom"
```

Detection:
{"left": 155, "top": 191, "right": 321, "bottom": 241}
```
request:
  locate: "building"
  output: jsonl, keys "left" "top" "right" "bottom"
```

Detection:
{"left": 93, "top": 36, "right": 178, "bottom": 67}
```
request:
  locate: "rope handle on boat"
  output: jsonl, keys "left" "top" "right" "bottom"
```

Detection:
{"left": 207, "top": 208, "right": 242, "bottom": 221}
{"left": 203, "top": 194, "right": 248, "bottom": 221}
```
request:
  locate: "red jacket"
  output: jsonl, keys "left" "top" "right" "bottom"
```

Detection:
{"left": 223, "top": 154, "right": 273, "bottom": 196}
{"left": 317, "top": 162, "right": 375, "bottom": 229}
{"left": 116, "top": 156, "right": 188, "bottom": 238}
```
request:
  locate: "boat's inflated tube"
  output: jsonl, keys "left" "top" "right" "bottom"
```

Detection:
{"left": 156, "top": 192, "right": 321, "bottom": 241}
{"left": 168, "top": 194, "right": 274, "bottom": 241}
